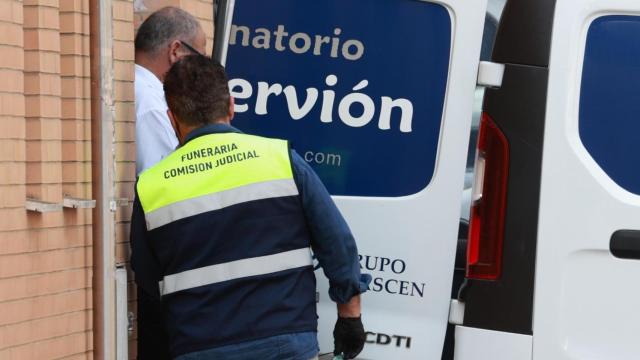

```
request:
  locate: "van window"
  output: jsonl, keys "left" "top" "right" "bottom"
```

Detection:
{"left": 579, "top": 15, "right": 640, "bottom": 195}
{"left": 227, "top": 1, "right": 452, "bottom": 197}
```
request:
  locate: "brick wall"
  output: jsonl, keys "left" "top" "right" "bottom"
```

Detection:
{"left": 0, "top": 0, "right": 94, "bottom": 358}
{"left": 0, "top": 0, "right": 214, "bottom": 357}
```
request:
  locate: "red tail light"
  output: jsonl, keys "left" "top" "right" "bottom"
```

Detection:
{"left": 466, "top": 113, "right": 509, "bottom": 280}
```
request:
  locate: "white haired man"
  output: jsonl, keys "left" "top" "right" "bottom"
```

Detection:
{"left": 133, "top": 7, "right": 206, "bottom": 359}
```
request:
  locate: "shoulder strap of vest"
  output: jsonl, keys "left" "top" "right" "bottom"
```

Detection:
{"left": 137, "top": 132, "right": 296, "bottom": 226}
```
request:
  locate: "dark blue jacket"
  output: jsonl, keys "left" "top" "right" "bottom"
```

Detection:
{"left": 131, "top": 124, "right": 370, "bottom": 358}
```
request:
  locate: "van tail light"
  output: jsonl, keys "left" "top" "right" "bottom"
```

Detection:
{"left": 466, "top": 113, "right": 510, "bottom": 280}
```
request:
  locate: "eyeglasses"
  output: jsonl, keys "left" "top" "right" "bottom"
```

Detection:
{"left": 179, "top": 40, "right": 205, "bottom": 57}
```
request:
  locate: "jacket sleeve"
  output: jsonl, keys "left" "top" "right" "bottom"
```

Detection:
{"left": 130, "top": 188, "right": 163, "bottom": 299}
{"left": 290, "top": 151, "right": 372, "bottom": 304}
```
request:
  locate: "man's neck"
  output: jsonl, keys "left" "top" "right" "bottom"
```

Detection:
{"left": 179, "top": 120, "right": 232, "bottom": 145}
{"left": 135, "top": 54, "right": 167, "bottom": 83}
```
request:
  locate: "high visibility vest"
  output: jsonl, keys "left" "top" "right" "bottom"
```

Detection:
{"left": 137, "top": 132, "right": 317, "bottom": 357}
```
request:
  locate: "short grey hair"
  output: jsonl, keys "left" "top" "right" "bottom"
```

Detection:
{"left": 135, "top": 7, "right": 201, "bottom": 55}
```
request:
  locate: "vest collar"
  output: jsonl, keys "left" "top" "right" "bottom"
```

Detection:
{"left": 183, "top": 123, "right": 242, "bottom": 145}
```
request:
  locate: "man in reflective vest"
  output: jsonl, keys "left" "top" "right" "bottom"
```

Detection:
{"left": 131, "top": 55, "right": 371, "bottom": 360}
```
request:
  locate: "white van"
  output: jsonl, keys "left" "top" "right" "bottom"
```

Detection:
{"left": 215, "top": 0, "right": 640, "bottom": 359}
{"left": 455, "top": 0, "right": 640, "bottom": 359}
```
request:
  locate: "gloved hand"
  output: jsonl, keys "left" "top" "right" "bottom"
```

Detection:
{"left": 333, "top": 316, "right": 366, "bottom": 359}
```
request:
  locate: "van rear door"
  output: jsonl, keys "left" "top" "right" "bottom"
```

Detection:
{"left": 535, "top": 0, "right": 640, "bottom": 359}
{"left": 222, "top": 1, "right": 487, "bottom": 358}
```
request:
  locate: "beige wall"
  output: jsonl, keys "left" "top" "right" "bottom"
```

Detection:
{"left": 0, "top": 0, "right": 212, "bottom": 359}
{"left": 0, "top": 0, "right": 94, "bottom": 358}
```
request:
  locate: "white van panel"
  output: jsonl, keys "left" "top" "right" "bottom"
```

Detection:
{"left": 535, "top": 1, "right": 640, "bottom": 359}
{"left": 454, "top": 326, "right": 532, "bottom": 360}
{"left": 315, "top": 1, "right": 488, "bottom": 358}
{"left": 224, "top": 0, "right": 487, "bottom": 357}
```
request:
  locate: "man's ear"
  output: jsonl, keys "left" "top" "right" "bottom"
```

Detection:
{"left": 227, "top": 96, "right": 235, "bottom": 122}
{"left": 168, "top": 40, "right": 182, "bottom": 65}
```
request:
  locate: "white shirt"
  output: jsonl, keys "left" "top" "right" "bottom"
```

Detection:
{"left": 135, "top": 64, "right": 179, "bottom": 175}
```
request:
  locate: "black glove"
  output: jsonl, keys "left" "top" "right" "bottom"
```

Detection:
{"left": 333, "top": 316, "right": 366, "bottom": 359}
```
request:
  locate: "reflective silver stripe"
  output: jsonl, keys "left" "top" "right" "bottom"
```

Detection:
{"left": 145, "top": 178, "right": 298, "bottom": 230}
{"left": 159, "top": 247, "right": 313, "bottom": 296}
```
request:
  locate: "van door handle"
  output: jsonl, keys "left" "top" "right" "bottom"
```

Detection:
{"left": 610, "top": 230, "right": 640, "bottom": 260}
